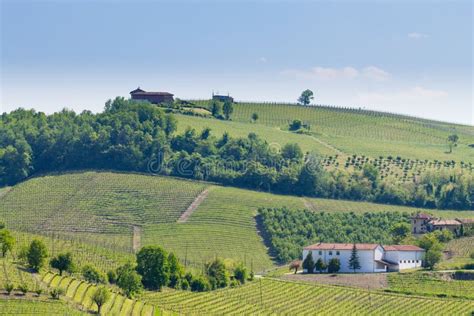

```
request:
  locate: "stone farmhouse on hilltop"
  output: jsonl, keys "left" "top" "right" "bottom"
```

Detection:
{"left": 410, "top": 213, "right": 474, "bottom": 236}
{"left": 302, "top": 243, "right": 425, "bottom": 273}
{"left": 130, "top": 87, "right": 174, "bottom": 104}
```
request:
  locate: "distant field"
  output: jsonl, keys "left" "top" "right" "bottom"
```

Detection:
{"left": 188, "top": 100, "right": 474, "bottom": 163}
{"left": 142, "top": 277, "right": 474, "bottom": 315}
{"left": 439, "top": 236, "right": 474, "bottom": 270}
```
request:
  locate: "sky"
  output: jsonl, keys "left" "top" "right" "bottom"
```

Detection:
{"left": 1, "top": 0, "right": 473, "bottom": 125}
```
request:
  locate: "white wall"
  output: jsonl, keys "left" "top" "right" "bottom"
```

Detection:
{"left": 384, "top": 251, "right": 423, "bottom": 271}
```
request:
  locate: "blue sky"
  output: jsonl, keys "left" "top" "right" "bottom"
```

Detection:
{"left": 1, "top": 0, "right": 472, "bottom": 124}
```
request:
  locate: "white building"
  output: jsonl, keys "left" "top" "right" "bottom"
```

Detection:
{"left": 302, "top": 243, "right": 425, "bottom": 273}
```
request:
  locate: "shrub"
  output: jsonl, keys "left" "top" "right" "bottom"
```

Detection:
{"left": 50, "top": 288, "right": 65, "bottom": 299}
{"left": 27, "top": 239, "right": 48, "bottom": 271}
{"left": 18, "top": 283, "right": 29, "bottom": 295}
{"left": 234, "top": 263, "right": 248, "bottom": 284}
{"left": 205, "top": 258, "right": 229, "bottom": 289}
{"left": 82, "top": 265, "right": 106, "bottom": 284}
{"left": 107, "top": 270, "right": 117, "bottom": 284}
{"left": 181, "top": 278, "right": 190, "bottom": 290}
{"left": 4, "top": 283, "right": 14, "bottom": 295}
{"left": 327, "top": 258, "right": 341, "bottom": 273}
{"left": 190, "top": 276, "right": 211, "bottom": 292}
{"left": 35, "top": 288, "right": 43, "bottom": 297}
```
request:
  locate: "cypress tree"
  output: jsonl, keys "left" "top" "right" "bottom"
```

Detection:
{"left": 348, "top": 244, "right": 361, "bottom": 273}
{"left": 302, "top": 252, "right": 315, "bottom": 274}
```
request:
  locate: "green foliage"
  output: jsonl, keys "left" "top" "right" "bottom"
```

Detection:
{"left": 327, "top": 258, "right": 341, "bottom": 273}
{"left": 298, "top": 89, "right": 314, "bottom": 105}
{"left": 209, "top": 100, "right": 222, "bottom": 118}
{"left": 289, "top": 119, "right": 302, "bottom": 131}
{"left": 91, "top": 286, "right": 111, "bottom": 314}
{"left": 26, "top": 239, "right": 48, "bottom": 271}
{"left": 116, "top": 263, "right": 143, "bottom": 298}
{"left": 303, "top": 252, "right": 315, "bottom": 273}
{"left": 251, "top": 112, "right": 259, "bottom": 122}
{"left": 425, "top": 249, "right": 442, "bottom": 270}
{"left": 447, "top": 134, "right": 459, "bottom": 153}
{"left": 205, "top": 258, "right": 229, "bottom": 289}
{"left": 259, "top": 207, "right": 408, "bottom": 262}
{"left": 233, "top": 263, "right": 248, "bottom": 284}
{"left": 390, "top": 223, "right": 411, "bottom": 243}
{"left": 315, "top": 258, "right": 327, "bottom": 273}
{"left": 82, "top": 265, "right": 106, "bottom": 284}
{"left": 281, "top": 143, "right": 303, "bottom": 161}
{"left": 107, "top": 270, "right": 117, "bottom": 284}
{"left": 223, "top": 100, "right": 234, "bottom": 120}
{"left": 4, "top": 282, "right": 14, "bottom": 295}
{"left": 168, "top": 252, "right": 184, "bottom": 289}
{"left": 348, "top": 244, "right": 361, "bottom": 272}
{"left": 50, "top": 287, "right": 65, "bottom": 299}
{"left": 18, "top": 283, "right": 28, "bottom": 295}
{"left": 190, "top": 275, "right": 211, "bottom": 292}
{"left": 50, "top": 252, "right": 74, "bottom": 276}
{"left": 136, "top": 246, "right": 170, "bottom": 290}
{"left": 0, "top": 228, "right": 14, "bottom": 256}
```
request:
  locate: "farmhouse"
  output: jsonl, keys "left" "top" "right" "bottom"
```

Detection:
{"left": 130, "top": 87, "right": 174, "bottom": 104}
{"left": 212, "top": 93, "right": 234, "bottom": 103}
{"left": 410, "top": 213, "right": 472, "bottom": 236}
{"left": 302, "top": 243, "right": 425, "bottom": 273}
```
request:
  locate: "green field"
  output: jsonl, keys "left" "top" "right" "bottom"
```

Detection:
{"left": 388, "top": 272, "right": 474, "bottom": 300}
{"left": 1, "top": 171, "right": 473, "bottom": 274}
{"left": 187, "top": 100, "right": 474, "bottom": 163}
{"left": 142, "top": 277, "right": 474, "bottom": 315}
{"left": 0, "top": 298, "right": 86, "bottom": 315}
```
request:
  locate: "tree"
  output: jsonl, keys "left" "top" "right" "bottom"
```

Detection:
{"left": 190, "top": 275, "right": 211, "bottom": 292}
{"left": 289, "top": 260, "right": 301, "bottom": 274}
{"left": 390, "top": 223, "right": 411, "bottom": 244}
{"left": 82, "top": 265, "right": 106, "bottom": 284}
{"left": 424, "top": 248, "right": 442, "bottom": 270}
{"left": 281, "top": 143, "right": 303, "bottom": 161}
{"left": 168, "top": 252, "right": 184, "bottom": 289}
{"left": 210, "top": 100, "right": 222, "bottom": 118}
{"left": 223, "top": 100, "right": 234, "bottom": 120}
{"left": 289, "top": 120, "right": 302, "bottom": 131}
{"left": 447, "top": 134, "right": 459, "bottom": 153}
{"left": 50, "top": 252, "right": 74, "bottom": 276}
{"left": 348, "top": 244, "right": 361, "bottom": 273}
{"left": 200, "top": 127, "right": 212, "bottom": 140}
{"left": 233, "top": 263, "right": 248, "bottom": 284}
{"left": 298, "top": 89, "right": 314, "bottom": 106}
{"left": 92, "top": 286, "right": 110, "bottom": 314}
{"left": 251, "top": 113, "right": 259, "bottom": 122}
{"left": 315, "top": 258, "right": 327, "bottom": 273}
{"left": 302, "top": 252, "right": 315, "bottom": 273}
{"left": 0, "top": 229, "right": 15, "bottom": 257}
{"left": 116, "top": 263, "right": 143, "bottom": 298}
{"left": 205, "top": 258, "right": 229, "bottom": 289}
{"left": 136, "top": 246, "right": 170, "bottom": 290}
{"left": 327, "top": 258, "right": 341, "bottom": 273}
{"left": 27, "top": 239, "right": 48, "bottom": 271}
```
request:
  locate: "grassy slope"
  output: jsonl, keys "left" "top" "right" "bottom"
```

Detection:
{"left": 2, "top": 171, "right": 473, "bottom": 274}
{"left": 142, "top": 277, "right": 474, "bottom": 315}
{"left": 0, "top": 298, "right": 86, "bottom": 315}
{"left": 187, "top": 100, "right": 474, "bottom": 163}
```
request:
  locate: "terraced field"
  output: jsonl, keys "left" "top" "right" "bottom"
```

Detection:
{"left": 0, "top": 298, "right": 85, "bottom": 315}
{"left": 142, "top": 277, "right": 474, "bottom": 315}
{"left": 41, "top": 272, "right": 162, "bottom": 316}
{"left": 439, "top": 236, "right": 474, "bottom": 269}
{"left": 388, "top": 272, "right": 474, "bottom": 300}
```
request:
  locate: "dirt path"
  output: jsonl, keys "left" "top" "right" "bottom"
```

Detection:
{"left": 302, "top": 198, "right": 317, "bottom": 211}
{"left": 282, "top": 272, "right": 388, "bottom": 290}
{"left": 0, "top": 187, "right": 12, "bottom": 200}
{"left": 132, "top": 226, "right": 141, "bottom": 253}
{"left": 307, "top": 134, "right": 344, "bottom": 155}
{"left": 177, "top": 188, "right": 209, "bottom": 223}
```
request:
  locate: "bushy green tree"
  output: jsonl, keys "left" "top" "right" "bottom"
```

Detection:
{"left": 0, "top": 229, "right": 15, "bottom": 257}
{"left": 92, "top": 286, "right": 110, "bottom": 314}
{"left": 315, "top": 258, "right": 327, "bottom": 273}
{"left": 116, "top": 263, "right": 143, "bottom": 298}
{"left": 251, "top": 112, "right": 259, "bottom": 122}
{"left": 82, "top": 265, "right": 106, "bottom": 284}
{"left": 302, "top": 252, "right": 315, "bottom": 273}
{"left": 209, "top": 100, "right": 222, "bottom": 118}
{"left": 328, "top": 258, "right": 340, "bottom": 273}
{"left": 223, "top": 100, "right": 234, "bottom": 120}
{"left": 298, "top": 89, "right": 314, "bottom": 105}
{"left": 168, "top": 252, "right": 184, "bottom": 289}
{"left": 27, "top": 240, "right": 48, "bottom": 271}
{"left": 233, "top": 263, "right": 248, "bottom": 284}
{"left": 424, "top": 249, "right": 442, "bottom": 270}
{"left": 390, "top": 223, "right": 411, "bottom": 243}
{"left": 190, "top": 275, "right": 211, "bottom": 292}
{"left": 50, "top": 252, "right": 74, "bottom": 276}
{"left": 136, "top": 246, "right": 170, "bottom": 290}
{"left": 205, "top": 258, "right": 229, "bottom": 289}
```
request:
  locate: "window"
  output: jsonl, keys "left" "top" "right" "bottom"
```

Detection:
{"left": 416, "top": 260, "right": 419, "bottom": 263}
{"left": 399, "top": 260, "right": 402, "bottom": 263}
{"left": 318, "top": 251, "right": 322, "bottom": 255}
{"left": 329, "top": 251, "right": 333, "bottom": 255}
{"left": 336, "top": 251, "right": 340, "bottom": 256}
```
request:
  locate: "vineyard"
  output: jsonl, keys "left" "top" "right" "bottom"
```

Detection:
{"left": 142, "top": 277, "right": 474, "bottom": 315}
{"left": 439, "top": 236, "right": 474, "bottom": 269}
{"left": 388, "top": 272, "right": 474, "bottom": 300}
{"left": 41, "top": 271, "right": 165, "bottom": 315}
{"left": 0, "top": 299, "right": 85, "bottom": 315}
{"left": 186, "top": 100, "right": 474, "bottom": 163}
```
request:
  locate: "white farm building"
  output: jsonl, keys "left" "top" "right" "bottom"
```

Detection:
{"left": 302, "top": 243, "right": 425, "bottom": 273}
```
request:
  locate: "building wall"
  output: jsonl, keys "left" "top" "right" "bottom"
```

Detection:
{"left": 411, "top": 218, "right": 430, "bottom": 234}
{"left": 384, "top": 251, "right": 423, "bottom": 271}
{"left": 131, "top": 94, "right": 174, "bottom": 104}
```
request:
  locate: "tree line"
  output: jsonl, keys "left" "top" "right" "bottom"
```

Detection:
{"left": 1, "top": 97, "right": 472, "bottom": 210}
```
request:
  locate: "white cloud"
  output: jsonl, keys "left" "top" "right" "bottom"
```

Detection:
{"left": 258, "top": 57, "right": 267, "bottom": 63}
{"left": 357, "top": 86, "right": 448, "bottom": 106}
{"left": 281, "top": 65, "right": 389, "bottom": 81}
{"left": 408, "top": 32, "right": 428, "bottom": 39}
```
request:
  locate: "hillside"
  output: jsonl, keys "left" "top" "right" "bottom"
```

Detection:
{"left": 186, "top": 100, "right": 474, "bottom": 163}
{"left": 1, "top": 171, "right": 473, "bottom": 273}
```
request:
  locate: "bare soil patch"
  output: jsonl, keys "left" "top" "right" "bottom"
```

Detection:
{"left": 177, "top": 188, "right": 209, "bottom": 223}
{"left": 282, "top": 272, "right": 388, "bottom": 290}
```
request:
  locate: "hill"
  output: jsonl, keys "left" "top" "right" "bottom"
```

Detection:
{"left": 1, "top": 171, "right": 473, "bottom": 273}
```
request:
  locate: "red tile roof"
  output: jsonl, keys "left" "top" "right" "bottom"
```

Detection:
{"left": 429, "top": 219, "right": 461, "bottom": 226}
{"left": 383, "top": 245, "right": 425, "bottom": 252}
{"left": 304, "top": 243, "right": 379, "bottom": 251}
{"left": 130, "top": 87, "right": 173, "bottom": 96}
{"left": 456, "top": 218, "right": 474, "bottom": 224}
